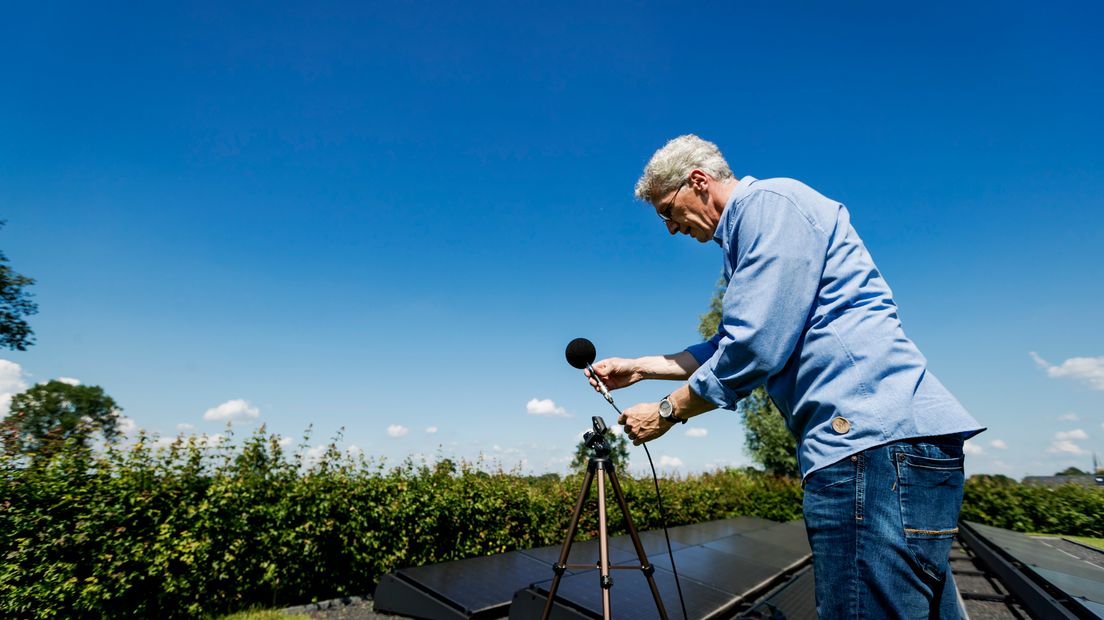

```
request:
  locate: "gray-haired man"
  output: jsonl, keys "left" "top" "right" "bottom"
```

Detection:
{"left": 587, "top": 135, "right": 984, "bottom": 618}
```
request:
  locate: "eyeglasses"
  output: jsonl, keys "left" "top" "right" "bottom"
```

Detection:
{"left": 657, "top": 182, "right": 685, "bottom": 222}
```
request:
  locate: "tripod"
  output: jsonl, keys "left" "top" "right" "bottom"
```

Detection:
{"left": 541, "top": 417, "right": 668, "bottom": 620}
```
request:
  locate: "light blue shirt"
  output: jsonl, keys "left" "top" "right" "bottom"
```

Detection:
{"left": 686, "top": 176, "right": 984, "bottom": 478}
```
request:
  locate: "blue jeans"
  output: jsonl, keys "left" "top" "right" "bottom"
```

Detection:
{"left": 802, "top": 436, "right": 965, "bottom": 619}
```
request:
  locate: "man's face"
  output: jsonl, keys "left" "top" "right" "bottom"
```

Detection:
{"left": 653, "top": 179, "right": 717, "bottom": 243}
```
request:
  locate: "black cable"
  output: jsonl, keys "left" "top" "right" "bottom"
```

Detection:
{"left": 607, "top": 401, "right": 689, "bottom": 620}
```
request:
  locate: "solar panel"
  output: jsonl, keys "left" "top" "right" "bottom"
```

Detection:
{"left": 649, "top": 544, "right": 781, "bottom": 596}
{"left": 666, "top": 516, "right": 776, "bottom": 546}
{"left": 704, "top": 533, "right": 809, "bottom": 572}
{"left": 519, "top": 539, "right": 638, "bottom": 575}
{"left": 965, "top": 522, "right": 1104, "bottom": 616}
{"left": 529, "top": 564, "right": 741, "bottom": 620}
{"left": 376, "top": 550, "right": 553, "bottom": 618}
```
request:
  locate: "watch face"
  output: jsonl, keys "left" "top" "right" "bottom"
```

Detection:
{"left": 658, "top": 398, "right": 673, "bottom": 418}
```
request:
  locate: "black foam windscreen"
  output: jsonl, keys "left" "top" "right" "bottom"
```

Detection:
{"left": 565, "top": 338, "right": 597, "bottom": 369}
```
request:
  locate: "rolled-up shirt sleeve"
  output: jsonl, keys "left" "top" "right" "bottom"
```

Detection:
{"left": 687, "top": 190, "right": 829, "bottom": 410}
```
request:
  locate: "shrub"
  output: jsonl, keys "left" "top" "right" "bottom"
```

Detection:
{"left": 0, "top": 428, "right": 804, "bottom": 619}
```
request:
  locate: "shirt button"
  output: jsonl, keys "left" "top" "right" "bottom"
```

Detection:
{"left": 831, "top": 417, "right": 851, "bottom": 434}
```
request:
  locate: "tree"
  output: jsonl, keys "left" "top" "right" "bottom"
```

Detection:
{"left": 571, "top": 429, "right": 630, "bottom": 473}
{"left": 1056, "top": 466, "right": 1087, "bottom": 476}
{"left": 1, "top": 380, "right": 121, "bottom": 460}
{"left": 0, "top": 221, "right": 38, "bottom": 351}
{"left": 699, "top": 276, "right": 799, "bottom": 477}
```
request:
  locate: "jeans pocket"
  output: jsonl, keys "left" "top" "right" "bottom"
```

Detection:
{"left": 895, "top": 447, "right": 964, "bottom": 580}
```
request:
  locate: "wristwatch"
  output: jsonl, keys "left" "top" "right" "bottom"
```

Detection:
{"left": 658, "top": 395, "right": 687, "bottom": 424}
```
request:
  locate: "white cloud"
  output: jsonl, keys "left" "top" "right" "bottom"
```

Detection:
{"left": 203, "top": 399, "right": 260, "bottom": 422}
{"left": 177, "top": 423, "right": 195, "bottom": 431}
{"left": 1030, "top": 352, "right": 1104, "bottom": 390}
{"left": 963, "top": 441, "right": 985, "bottom": 456}
{"left": 346, "top": 445, "right": 363, "bottom": 457}
{"left": 685, "top": 427, "right": 708, "bottom": 438}
{"left": 1059, "top": 412, "right": 1079, "bottom": 422}
{"left": 115, "top": 415, "right": 138, "bottom": 435}
{"left": 0, "top": 359, "right": 29, "bottom": 416}
{"left": 278, "top": 436, "right": 293, "bottom": 447}
{"left": 659, "top": 455, "right": 683, "bottom": 467}
{"left": 56, "top": 377, "right": 81, "bottom": 386}
{"left": 989, "top": 439, "right": 1008, "bottom": 450}
{"left": 526, "top": 398, "right": 569, "bottom": 418}
{"left": 1048, "top": 440, "right": 1087, "bottom": 455}
{"left": 1055, "top": 429, "right": 1089, "bottom": 441}
{"left": 387, "top": 424, "right": 409, "bottom": 437}
{"left": 425, "top": 426, "right": 438, "bottom": 434}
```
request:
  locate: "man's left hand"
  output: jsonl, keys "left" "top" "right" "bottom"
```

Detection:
{"left": 618, "top": 402, "right": 673, "bottom": 446}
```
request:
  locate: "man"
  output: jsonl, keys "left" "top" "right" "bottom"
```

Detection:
{"left": 587, "top": 135, "right": 984, "bottom": 618}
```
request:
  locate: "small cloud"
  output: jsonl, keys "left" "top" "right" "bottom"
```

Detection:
{"left": 346, "top": 445, "right": 363, "bottom": 456}
{"left": 55, "top": 377, "right": 81, "bottom": 386}
{"left": 425, "top": 426, "right": 438, "bottom": 434}
{"left": 1055, "top": 429, "right": 1089, "bottom": 441}
{"left": 685, "top": 428, "right": 708, "bottom": 438}
{"left": 1058, "top": 412, "right": 1079, "bottom": 422}
{"left": 526, "top": 398, "right": 569, "bottom": 418}
{"left": 387, "top": 424, "right": 409, "bottom": 437}
{"left": 177, "top": 423, "right": 195, "bottom": 431}
{"left": 1048, "top": 440, "right": 1087, "bottom": 455}
{"left": 963, "top": 441, "right": 985, "bottom": 456}
{"left": 278, "top": 436, "right": 293, "bottom": 447}
{"left": 115, "top": 415, "right": 138, "bottom": 435}
{"left": 1030, "top": 352, "right": 1104, "bottom": 390}
{"left": 203, "top": 399, "right": 260, "bottom": 422}
{"left": 989, "top": 439, "right": 1008, "bottom": 450}
{"left": 0, "top": 359, "right": 29, "bottom": 416}
{"left": 658, "top": 455, "right": 683, "bottom": 467}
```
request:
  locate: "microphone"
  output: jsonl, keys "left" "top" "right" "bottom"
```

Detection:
{"left": 565, "top": 338, "right": 615, "bottom": 405}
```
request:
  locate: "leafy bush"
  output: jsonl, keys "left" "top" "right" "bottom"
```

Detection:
{"left": 0, "top": 428, "right": 802, "bottom": 619}
{"left": 961, "top": 475, "right": 1104, "bottom": 537}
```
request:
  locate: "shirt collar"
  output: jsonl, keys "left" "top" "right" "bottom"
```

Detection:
{"left": 712, "top": 175, "right": 758, "bottom": 245}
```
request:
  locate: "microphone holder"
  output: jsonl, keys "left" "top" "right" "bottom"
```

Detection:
{"left": 540, "top": 421, "right": 669, "bottom": 620}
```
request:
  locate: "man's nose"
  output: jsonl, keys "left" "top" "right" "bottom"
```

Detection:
{"left": 666, "top": 220, "right": 679, "bottom": 235}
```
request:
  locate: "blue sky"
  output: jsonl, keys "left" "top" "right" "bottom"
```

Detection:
{"left": 1, "top": 2, "right": 1101, "bottom": 478}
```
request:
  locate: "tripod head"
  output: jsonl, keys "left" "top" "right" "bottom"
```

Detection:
{"left": 583, "top": 416, "right": 611, "bottom": 459}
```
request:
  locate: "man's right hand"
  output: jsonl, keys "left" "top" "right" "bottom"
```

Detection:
{"left": 585, "top": 357, "right": 643, "bottom": 392}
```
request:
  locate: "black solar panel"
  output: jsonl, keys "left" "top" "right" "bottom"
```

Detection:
{"left": 965, "top": 522, "right": 1104, "bottom": 615}
{"left": 530, "top": 564, "right": 740, "bottom": 620}
{"left": 665, "top": 516, "right": 776, "bottom": 546}
{"left": 649, "top": 544, "right": 781, "bottom": 596}
{"left": 392, "top": 550, "right": 552, "bottom": 615}
{"left": 739, "top": 565, "right": 817, "bottom": 620}
{"left": 704, "top": 533, "right": 809, "bottom": 572}
{"left": 519, "top": 539, "right": 638, "bottom": 575}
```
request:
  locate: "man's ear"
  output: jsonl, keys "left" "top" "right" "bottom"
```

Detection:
{"left": 688, "top": 169, "right": 709, "bottom": 191}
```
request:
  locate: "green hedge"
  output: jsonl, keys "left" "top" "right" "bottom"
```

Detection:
{"left": 961, "top": 474, "right": 1104, "bottom": 537}
{"left": 0, "top": 429, "right": 801, "bottom": 619}
{"left": 5, "top": 430, "right": 1099, "bottom": 619}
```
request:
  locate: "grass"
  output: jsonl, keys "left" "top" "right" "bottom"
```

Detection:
{"left": 1062, "top": 535, "right": 1104, "bottom": 551}
{"left": 1029, "top": 533, "right": 1104, "bottom": 551}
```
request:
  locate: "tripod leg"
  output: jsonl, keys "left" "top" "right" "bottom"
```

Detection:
{"left": 606, "top": 465, "right": 670, "bottom": 620}
{"left": 597, "top": 467, "right": 612, "bottom": 620}
{"left": 541, "top": 463, "right": 597, "bottom": 620}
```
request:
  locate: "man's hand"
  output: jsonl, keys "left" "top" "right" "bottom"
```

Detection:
{"left": 585, "top": 357, "right": 644, "bottom": 393}
{"left": 618, "top": 401, "right": 674, "bottom": 446}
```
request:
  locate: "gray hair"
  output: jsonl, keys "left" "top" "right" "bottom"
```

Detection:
{"left": 634, "top": 134, "right": 734, "bottom": 203}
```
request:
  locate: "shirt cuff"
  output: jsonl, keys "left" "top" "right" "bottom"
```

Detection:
{"left": 688, "top": 364, "right": 746, "bottom": 411}
{"left": 684, "top": 341, "right": 718, "bottom": 366}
